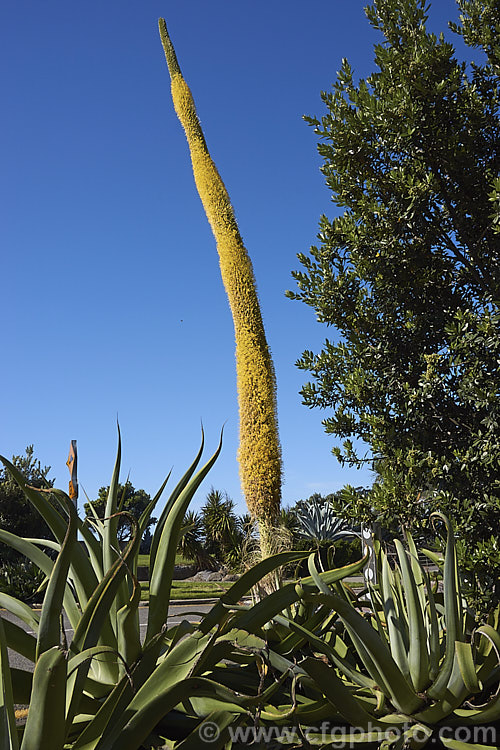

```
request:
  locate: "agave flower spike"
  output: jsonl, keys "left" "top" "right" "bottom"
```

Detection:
{"left": 158, "top": 19, "right": 282, "bottom": 554}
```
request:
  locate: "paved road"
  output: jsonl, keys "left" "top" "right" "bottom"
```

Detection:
{"left": 3, "top": 602, "right": 216, "bottom": 673}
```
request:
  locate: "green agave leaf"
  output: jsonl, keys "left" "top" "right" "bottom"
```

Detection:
{"left": 276, "top": 604, "right": 336, "bottom": 656}
{"left": 406, "top": 533, "right": 427, "bottom": 618}
{"left": 273, "top": 608, "right": 378, "bottom": 696}
{"left": 174, "top": 711, "right": 244, "bottom": 750}
{"left": 102, "top": 432, "right": 135, "bottom": 625}
{"left": 450, "top": 625, "right": 500, "bottom": 725}
{"left": 71, "top": 626, "right": 212, "bottom": 750}
{"left": 103, "top": 426, "right": 122, "bottom": 576}
{"left": 306, "top": 556, "right": 406, "bottom": 705}
{"left": 398, "top": 723, "right": 433, "bottom": 750}
{"left": 202, "top": 656, "right": 291, "bottom": 712}
{"left": 24, "top": 538, "right": 60, "bottom": 552}
{"left": 137, "top": 470, "right": 171, "bottom": 539}
{"left": 76, "top": 518, "right": 104, "bottom": 582}
{"left": 456, "top": 641, "right": 481, "bottom": 694}
{"left": 200, "top": 549, "right": 313, "bottom": 634}
{"left": 149, "top": 431, "right": 205, "bottom": 571}
{"left": 65, "top": 514, "right": 141, "bottom": 731}
{"left": 474, "top": 624, "right": 500, "bottom": 686}
{"left": 10, "top": 668, "right": 32, "bottom": 706}
{"left": 324, "top": 630, "right": 379, "bottom": 692}
{"left": 440, "top": 740, "right": 499, "bottom": 750}
{"left": 71, "top": 514, "right": 140, "bottom": 654}
{"left": 381, "top": 551, "right": 410, "bottom": 680}
{"left": 0, "top": 616, "right": 19, "bottom": 750}
{"left": 0, "top": 456, "right": 67, "bottom": 542}
{"left": 300, "top": 656, "right": 390, "bottom": 730}
{"left": 452, "top": 697, "right": 500, "bottom": 725}
{"left": 67, "top": 646, "right": 127, "bottom": 679}
{"left": 427, "top": 513, "right": 464, "bottom": 701}
{"left": 96, "top": 675, "right": 271, "bottom": 750}
{"left": 422, "top": 565, "right": 441, "bottom": 683}
{"left": 367, "top": 582, "right": 391, "bottom": 650}
{"left": 0, "top": 595, "right": 40, "bottom": 634}
{"left": 20, "top": 646, "right": 66, "bottom": 750}
{"left": 302, "top": 590, "right": 424, "bottom": 715}
{"left": 395, "top": 539, "right": 429, "bottom": 692}
{"left": 186, "top": 638, "right": 240, "bottom": 679}
{"left": 36, "top": 490, "right": 77, "bottom": 659}
{"left": 273, "top": 696, "right": 343, "bottom": 723}
{"left": 1, "top": 620, "right": 36, "bottom": 663}
{"left": 116, "top": 577, "right": 142, "bottom": 674}
{"left": 0, "top": 531, "right": 81, "bottom": 629}
{"left": 224, "top": 553, "right": 368, "bottom": 636}
{"left": 416, "top": 650, "right": 473, "bottom": 724}
{"left": 420, "top": 548, "right": 444, "bottom": 567}
{"left": 146, "top": 432, "right": 223, "bottom": 643}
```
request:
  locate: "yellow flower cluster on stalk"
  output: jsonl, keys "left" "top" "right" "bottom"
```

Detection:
{"left": 158, "top": 19, "right": 282, "bottom": 535}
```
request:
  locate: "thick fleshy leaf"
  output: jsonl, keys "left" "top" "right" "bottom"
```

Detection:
{"left": 149, "top": 432, "right": 205, "bottom": 570}
{"left": 381, "top": 551, "right": 410, "bottom": 680}
{"left": 427, "top": 513, "right": 464, "bottom": 701}
{"left": 440, "top": 740, "right": 498, "bottom": 750}
{"left": 395, "top": 539, "right": 429, "bottom": 692}
{"left": 456, "top": 641, "right": 481, "bottom": 694}
{"left": 0, "top": 595, "right": 40, "bottom": 634}
{"left": 0, "top": 531, "right": 81, "bottom": 629}
{"left": 2, "top": 620, "right": 36, "bottom": 663}
{"left": 301, "top": 590, "right": 423, "bottom": 715}
{"left": 65, "top": 515, "right": 141, "bottom": 730}
{"left": 0, "top": 616, "right": 19, "bottom": 750}
{"left": 174, "top": 711, "right": 243, "bottom": 750}
{"left": 36, "top": 490, "right": 78, "bottom": 659}
{"left": 146, "top": 432, "right": 223, "bottom": 643}
{"left": 20, "top": 646, "right": 66, "bottom": 750}
{"left": 226, "top": 554, "right": 369, "bottom": 635}
{"left": 103, "top": 427, "right": 122, "bottom": 576}
{"left": 10, "top": 668, "right": 32, "bottom": 706}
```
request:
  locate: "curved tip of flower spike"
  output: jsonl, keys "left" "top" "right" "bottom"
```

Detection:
{"left": 158, "top": 18, "right": 182, "bottom": 77}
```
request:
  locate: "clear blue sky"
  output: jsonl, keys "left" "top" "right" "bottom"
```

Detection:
{"left": 1, "top": 1, "right": 464, "bottom": 516}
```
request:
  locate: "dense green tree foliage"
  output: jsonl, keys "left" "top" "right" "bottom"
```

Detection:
{"left": 84, "top": 480, "right": 156, "bottom": 550}
{"left": 288, "top": 0, "right": 500, "bottom": 609}
{"left": 0, "top": 446, "right": 54, "bottom": 562}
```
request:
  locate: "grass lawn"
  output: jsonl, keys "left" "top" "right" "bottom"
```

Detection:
{"left": 137, "top": 553, "right": 193, "bottom": 568}
{"left": 140, "top": 580, "right": 231, "bottom": 601}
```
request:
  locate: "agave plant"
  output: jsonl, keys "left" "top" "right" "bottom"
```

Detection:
{"left": 228, "top": 513, "right": 500, "bottom": 750}
{"left": 294, "top": 497, "right": 359, "bottom": 545}
{"left": 0, "top": 430, "right": 327, "bottom": 749}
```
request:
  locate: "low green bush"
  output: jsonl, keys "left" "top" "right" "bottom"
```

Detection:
{"left": 0, "top": 561, "right": 45, "bottom": 604}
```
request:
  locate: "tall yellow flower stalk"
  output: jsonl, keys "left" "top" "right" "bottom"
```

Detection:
{"left": 158, "top": 19, "right": 282, "bottom": 546}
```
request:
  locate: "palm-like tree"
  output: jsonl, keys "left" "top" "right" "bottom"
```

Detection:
{"left": 178, "top": 510, "right": 216, "bottom": 571}
{"left": 202, "top": 490, "right": 237, "bottom": 551}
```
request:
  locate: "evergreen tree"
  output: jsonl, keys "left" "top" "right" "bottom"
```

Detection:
{"left": 0, "top": 446, "right": 54, "bottom": 562}
{"left": 84, "top": 481, "right": 156, "bottom": 550}
{"left": 288, "top": 0, "right": 500, "bottom": 609}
